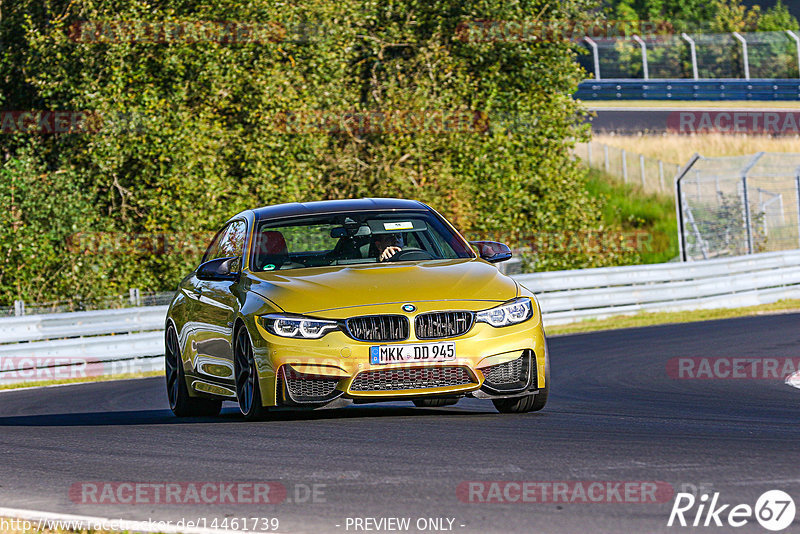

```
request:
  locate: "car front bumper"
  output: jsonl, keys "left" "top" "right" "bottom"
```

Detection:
{"left": 249, "top": 307, "right": 547, "bottom": 407}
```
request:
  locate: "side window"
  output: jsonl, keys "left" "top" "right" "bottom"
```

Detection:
{"left": 200, "top": 220, "right": 247, "bottom": 265}
{"left": 201, "top": 224, "right": 230, "bottom": 264}
{"left": 218, "top": 220, "right": 247, "bottom": 259}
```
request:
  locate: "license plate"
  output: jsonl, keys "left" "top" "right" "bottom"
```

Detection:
{"left": 369, "top": 342, "right": 456, "bottom": 365}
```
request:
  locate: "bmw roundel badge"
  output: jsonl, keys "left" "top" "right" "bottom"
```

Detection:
{"left": 402, "top": 304, "right": 416, "bottom": 313}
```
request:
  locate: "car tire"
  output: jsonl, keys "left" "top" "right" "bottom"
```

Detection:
{"left": 234, "top": 326, "right": 268, "bottom": 421}
{"left": 413, "top": 398, "right": 459, "bottom": 408}
{"left": 493, "top": 355, "right": 549, "bottom": 414}
{"left": 165, "top": 325, "right": 222, "bottom": 417}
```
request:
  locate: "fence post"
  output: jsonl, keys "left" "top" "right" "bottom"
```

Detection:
{"left": 740, "top": 153, "right": 764, "bottom": 254}
{"left": 795, "top": 168, "right": 800, "bottom": 248}
{"left": 129, "top": 288, "right": 141, "bottom": 307}
{"left": 742, "top": 175, "right": 753, "bottom": 253}
{"left": 584, "top": 37, "right": 601, "bottom": 80}
{"left": 733, "top": 32, "right": 750, "bottom": 80}
{"left": 787, "top": 31, "right": 800, "bottom": 78}
{"left": 603, "top": 144, "right": 609, "bottom": 173}
{"left": 659, "top": 160, "right": 665, "bottom": 191}
{"left": 632, "top": 35, "right": 649, "bottom": 80}
{"left": 640, "top": 154, "right": 646, "bottom": 187}
{"left": 13, "top": 300, "right": 25, "bottom": 317}
{"left": 682, "top": 33, "right": 699, "bottom": 80}
{"left": 622, "top": 150, "right": 628, "bottom": 183}
{"left": 587, "top": 141, "right": 593, "bottom": 167}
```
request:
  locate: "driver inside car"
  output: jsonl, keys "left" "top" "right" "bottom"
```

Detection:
{"left": 374, "top": 232, "right": 403, "bottom": 262}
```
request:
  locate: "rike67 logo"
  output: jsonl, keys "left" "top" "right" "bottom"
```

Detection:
{"left": 668, "top": 490, "right": 796, "bottom": 531}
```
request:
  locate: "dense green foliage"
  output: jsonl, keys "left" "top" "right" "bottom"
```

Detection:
{"left": 0, "top": 0, "right": 680, "bottom": 307}
{"left": 604, "top": 0, "right": 798, "bottom": 32}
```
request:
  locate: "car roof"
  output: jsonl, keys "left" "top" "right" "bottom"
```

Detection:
{"left": 250, "top": 198, "right": 430, "bottom": 221}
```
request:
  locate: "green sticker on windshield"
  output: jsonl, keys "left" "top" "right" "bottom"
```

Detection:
{"left": 264, "top": 264, "right": 276, "bottom": 271}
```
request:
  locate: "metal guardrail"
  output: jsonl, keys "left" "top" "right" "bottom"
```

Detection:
{"left": 516, "top": 249, "right": 800, "bottom": 325}
{"left": 576, "top": 79, "right": 800, "bottom": 100}
{"left": 1, "top": 249, "right": 799, "bottom": 383}
{"left": 0, "top": 306, "right": 168, "bottom": 385}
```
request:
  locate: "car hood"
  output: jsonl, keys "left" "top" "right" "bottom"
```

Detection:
{"left": 248, "top": 258, "right": 518, "bottom": 314}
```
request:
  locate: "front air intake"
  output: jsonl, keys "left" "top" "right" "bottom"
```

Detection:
{"left": 350, "top": 366, "right": 476, "bottom": 392}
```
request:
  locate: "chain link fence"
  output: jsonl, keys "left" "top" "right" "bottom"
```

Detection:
{"left": 575, "top": 140, "right": 680, "bottom": 195}
{"left": 676, "top": 152, "right": 800, "bottom": 261}
{"left": 578, "top": 30, "right": 800, "bottom": 80}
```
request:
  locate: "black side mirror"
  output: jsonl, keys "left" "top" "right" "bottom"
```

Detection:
{"left": 197, "top": 257, "right": 240, "bottom": 281}
{"left": 469, "top": 241, "right": 513, "bottom": 263}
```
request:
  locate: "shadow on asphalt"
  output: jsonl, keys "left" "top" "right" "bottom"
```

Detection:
{"left": 0, "top": 404, "right": 501, "bottom": 426}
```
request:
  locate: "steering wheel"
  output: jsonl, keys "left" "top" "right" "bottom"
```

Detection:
{"left": 388, "top": 248, "right": 435, "bottom": 262}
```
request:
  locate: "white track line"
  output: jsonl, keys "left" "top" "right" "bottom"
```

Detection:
{"left": 0, "top": 506, "right": 287, "bottom": 534}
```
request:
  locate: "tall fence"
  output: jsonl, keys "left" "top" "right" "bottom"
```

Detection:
{"left": 676, "top": 152, "right": 800, "bottom": 261}
{"left": 578, "top": 30, "right": 800, "bottom": 81}
{"left": 575, "top": 140, "right": 680, "bottom": 195}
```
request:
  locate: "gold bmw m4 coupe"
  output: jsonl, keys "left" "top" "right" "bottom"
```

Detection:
{"left": 165, "top": 198, "right": 549, "bottom": 419}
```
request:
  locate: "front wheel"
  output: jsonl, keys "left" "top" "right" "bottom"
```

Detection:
{"left": 234, "top": 326, "right": 268, "bottom": 421}
{"left": 165, "top": 325, "right": 222, "bottom": 417}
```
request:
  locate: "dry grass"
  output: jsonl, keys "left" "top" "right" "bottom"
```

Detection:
{"left": 592, "top": 133, "right": 800, "bottom": 164}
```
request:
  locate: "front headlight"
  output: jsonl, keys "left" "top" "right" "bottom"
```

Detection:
{"left": 476, "top": 298, "right": 533, "bottom": 327}
{"left": 261, "top": 314, "right": 340, "bottom": 339}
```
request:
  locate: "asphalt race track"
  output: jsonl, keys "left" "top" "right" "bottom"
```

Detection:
{"left": 0, "top": 313, "right": 799, "bottom": 534}
{"left": 587, "top": 106, "right": 800, "bottom": 134}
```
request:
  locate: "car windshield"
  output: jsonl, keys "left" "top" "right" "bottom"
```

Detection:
{"left": 251, "top": 210, "right": 474, "bottom": 271}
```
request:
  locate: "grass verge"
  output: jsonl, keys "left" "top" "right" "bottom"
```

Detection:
{"left": 0, "top": 370, "right": 163, "bottom": 392}
{"left": 584, "top": 167, "right": 678, "bottom": 264}
{"left": 546, "top": 299, "right": 800, "bottom": 335}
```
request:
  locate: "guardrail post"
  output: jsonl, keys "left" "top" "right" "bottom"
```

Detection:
{"left": 733, "top": 32, "right": 750, "bottom": 80}
{"left": 622, "top": 150, "right": 628, "bottom": 183}
{"left": 129, "top": 288, "right": 141, "bottom": 307}
{"left": 682, "top": 33, "right": 699, "bottom": 80}
{"left": 603, "top": 144, "right": 609, "bottom": 173}
{"left": 640, "top": 154, "right": 646, "bottom": 187}
{"left": 659, "top": 160, "right": 665, "bottom": 191}
{"left": 787, "top": 31, "right": 800, "bottom": 78}
{"left": 13, "top": 300, "right": 25, "bottom": 317}
{"left": 632, "top": 35, "right": 649, "bottom": 80}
